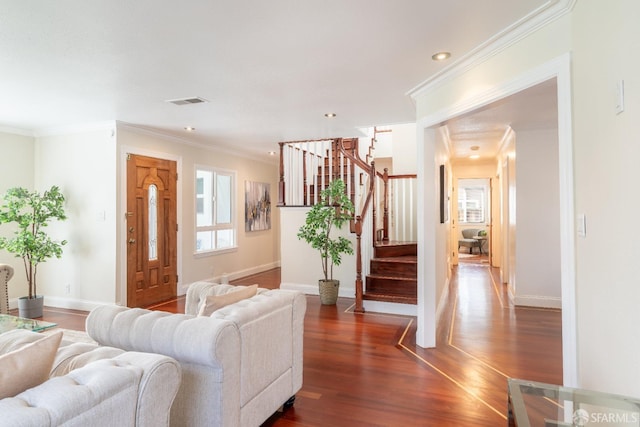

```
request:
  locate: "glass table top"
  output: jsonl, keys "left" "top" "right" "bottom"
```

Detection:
{"left": 508, "top": 378, "right": 640, "bottom": 427}
{"left": 0, "top": 314, "right": 57, "bottom": 334}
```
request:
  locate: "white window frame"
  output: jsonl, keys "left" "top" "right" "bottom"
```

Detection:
{"left": 194, "top": 165, "right": 237, "bottom": 255}
{"left": 457, "top": 185, "right": 486, "bottom": 224}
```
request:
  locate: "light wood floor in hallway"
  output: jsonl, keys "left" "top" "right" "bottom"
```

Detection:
{"left": 34, "top": 263, "right": 562, "bottom": 426}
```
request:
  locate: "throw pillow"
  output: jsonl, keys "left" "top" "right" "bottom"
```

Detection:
{"left": 0, "top": 330, "right": 63, "bottom": 399}
{"left": 198, "top": 284, "right": 258, "bottom": 316}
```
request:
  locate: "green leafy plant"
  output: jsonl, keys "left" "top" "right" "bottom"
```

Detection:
{"left": 0, "top": 186, "right": 68, "bottom": 299}
{"left": 297, "top": 179, "right": 354, "bottom": 281}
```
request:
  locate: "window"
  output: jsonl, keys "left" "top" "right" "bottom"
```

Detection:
{"left": 195, "top": 166, "right": 236, "bottom": 253}
{"left": 458, "top": 186, "right": 485, "bottom": 223}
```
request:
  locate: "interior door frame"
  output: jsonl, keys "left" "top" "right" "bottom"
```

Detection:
{"left": 118, "top": 145, "right": 183, "bottom": 307}
{"left": 416, "top": 53, "right": 576, "bottom": 387}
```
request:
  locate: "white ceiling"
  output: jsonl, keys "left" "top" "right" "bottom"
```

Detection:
{"left": 447, "top": 78, "right": 558, "bottom": 162}
{"left": 0, "top": 0, "right": 557, "bottom": 160}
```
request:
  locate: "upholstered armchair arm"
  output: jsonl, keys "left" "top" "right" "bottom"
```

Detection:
{"left": 114, "top": 351, "right": 181, "bottom": 427}
{"left": 0, "top": 264, "right": 14, "bottom": 314}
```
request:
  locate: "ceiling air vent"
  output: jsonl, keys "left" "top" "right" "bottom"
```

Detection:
{"left": 166, "top": 97, "right": 209, "bottom": 106}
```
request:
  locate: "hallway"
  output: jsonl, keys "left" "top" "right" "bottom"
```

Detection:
{"left": 264, "top": 263, "right": 562, "bottom": 425}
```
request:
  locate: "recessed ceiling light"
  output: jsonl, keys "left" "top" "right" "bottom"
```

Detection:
{"left": 469, "top": 154, "right": 480, "bottom": 159}
{"left": 324, "top": 113, "right": 336, "bottom": 118}
{"left": 268, "top": 151, "right": 276, "bottom": 156}
{"left": 432, "top": 52, "right": 451, "bottom": 61}
{"left": 184, "top": 126, "right": 196, "bottom": 132}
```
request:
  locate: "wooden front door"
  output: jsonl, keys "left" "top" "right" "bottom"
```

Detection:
{"left": 126, "top": 154, "right": 177, "bottom": 307}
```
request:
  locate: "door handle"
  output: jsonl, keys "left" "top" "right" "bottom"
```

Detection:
{"left": 128, "top": 239, "right": 136, "bottom": 244}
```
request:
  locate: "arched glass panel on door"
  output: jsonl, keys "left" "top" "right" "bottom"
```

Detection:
{"left": 148, "top": 184, "right": 158, "bottom": 261}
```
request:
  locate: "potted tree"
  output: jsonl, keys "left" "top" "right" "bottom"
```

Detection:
{"left": 0, "top": 186, "right": 67, "bottom": 318}
{"left": 297, "top": 179, "right": 354, "bottom": 305}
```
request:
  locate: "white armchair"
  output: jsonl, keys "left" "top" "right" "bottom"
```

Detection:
{"left": 0, "top": 264, "right": 13, "bottom": 314}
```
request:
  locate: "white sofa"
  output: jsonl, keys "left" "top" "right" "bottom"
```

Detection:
{"left": 86, "top": 283, "right": 306, "bottom": 427}
{"left": 0, "top": 329, "right": 181, "bottom": 427}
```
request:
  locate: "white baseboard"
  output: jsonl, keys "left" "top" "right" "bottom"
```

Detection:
{"left": 280, "top": 282, "right": 355, "bottom": 299}
{"left": 10, "top": 296, "right": 112, "bottom": 312}
{"left": 362, "top": 300, "right": 417, "bottom": 316}
{"left": 514, "top": 294, "right": 562, "bottom": 309}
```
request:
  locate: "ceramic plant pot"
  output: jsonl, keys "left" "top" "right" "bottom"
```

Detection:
{"left": 18, "top": 295, "right": 44, "bottom": 318}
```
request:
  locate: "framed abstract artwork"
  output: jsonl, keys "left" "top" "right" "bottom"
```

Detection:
{"left": 245, "top": 181, "right": 271, "bottom": 231}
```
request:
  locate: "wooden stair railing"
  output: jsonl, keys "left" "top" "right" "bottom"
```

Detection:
{"left": 279, "top": 138, "right": 358, "bottom": 207}
{"left": 280, "top": 136, "right": 418, "bottom": 312}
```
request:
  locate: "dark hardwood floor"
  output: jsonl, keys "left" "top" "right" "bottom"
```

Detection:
{"left": 30, "top": 264, "right": 562, "bottom": 426}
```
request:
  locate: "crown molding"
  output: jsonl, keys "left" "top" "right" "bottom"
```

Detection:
{"left": 0, "top": 125, "right": 35, "bottom": 137}
{"left": 116, "top": 122, "right": 277, "bottom": 166}
{"left": 34, "top": 121, "right": 116, "bottom": 138}
{"left": 407, "top": 0, "right": 576, "bottom": 100}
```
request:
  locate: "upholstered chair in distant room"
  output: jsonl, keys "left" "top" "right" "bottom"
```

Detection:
{"left": 458, "top": 229, "right": 481, "bottom": 254}
{"left": 0, "top": 264, "right": 14, "bottom": 314}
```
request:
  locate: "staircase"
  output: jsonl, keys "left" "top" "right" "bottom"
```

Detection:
{"left": 364, "top": 242, "right": 417, "bottom": 304}
{"left": 278, "top": 135, "right": 418, "bottom": 313}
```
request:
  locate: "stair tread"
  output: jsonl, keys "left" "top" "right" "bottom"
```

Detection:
{"left": 367, "top": 274, "right": 416, "bottom": 282}
{"left": 372, "top": 256, "right": 417, "bottom": 263}
{"left": 363, "top": 293, "right": 417, "bottom": 304}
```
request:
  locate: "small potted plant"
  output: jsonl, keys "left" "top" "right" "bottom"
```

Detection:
{"left": 297, "top": 179, "right": 354, "bottom": 305}
{"left": 0, "top": 186, "right": 67, "bottom": 318}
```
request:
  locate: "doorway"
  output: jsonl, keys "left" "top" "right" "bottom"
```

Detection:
{"left": 126, "top": 153, "right": 178, "bottom": 307}
{"left": 454, "top": 178, "right": 491, "bottom": 266}
{"left": 415, "top": 55, "right": 576, "bottom": 387}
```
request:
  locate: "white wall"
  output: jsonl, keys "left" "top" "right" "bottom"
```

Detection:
{"left": 513, "top": 129, "right": 561, "bottom": 308}
{"left": 0, "top": 131, "right": 34, "bottom": 301}
{"left": 571, "top": 0, "right": 640, "bottom": 396}
{"left": 498, "top": 133, "right": 516, "bottom": 286}
{"left": 34, "top": 124, "right": 118, "bottom": 309}
{"left": 434, "top": 130, "right": 451, "bottom": 321}
{"left": 280, "top": 207, "right": 356, "bottom": 297}
{"left": 117, "top": 126, "right": 280, "bottom": 301}
{"left": 391, "top": 123, "right": 417, "bottom": 175}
